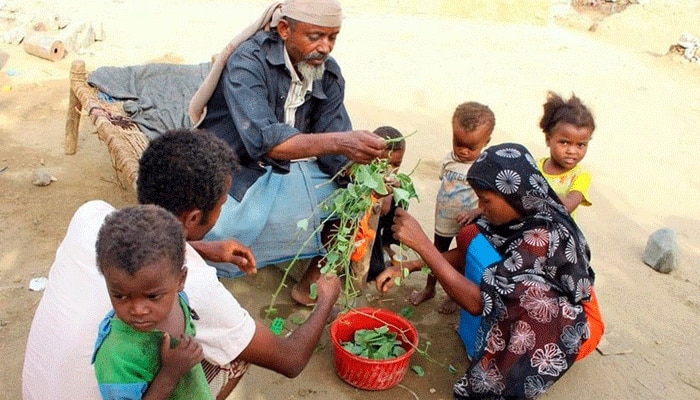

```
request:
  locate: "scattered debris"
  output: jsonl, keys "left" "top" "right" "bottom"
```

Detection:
{"left": 31, "top": 169, "right": 56, "bottom": 186}
{"left": 668, "top": 33, "right": 700, "bottom": 63}
{"left": 572, "top": 0, "right": 634, "bottom": 18}
{"left": 28, "top": 276, "right": 48, "bottom": 291}
{"left": 1, "top": 4, "right": 104, "bottom": 55}
{"left": 643, "top": 228, "right": 680, "bottom": 274}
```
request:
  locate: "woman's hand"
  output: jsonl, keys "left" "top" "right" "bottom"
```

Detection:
{"left": 392, "top": 208, "right": 432, "bottom": 254}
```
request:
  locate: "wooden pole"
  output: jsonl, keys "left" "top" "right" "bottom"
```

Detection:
{"left": 65, "top": 60, "right": 86, "bottom": 155}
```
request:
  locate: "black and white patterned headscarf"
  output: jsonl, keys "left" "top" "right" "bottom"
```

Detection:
{"left": 467, "top": 142, "right": 594, "bottom": 309}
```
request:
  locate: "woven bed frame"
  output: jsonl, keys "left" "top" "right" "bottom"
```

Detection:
{"left": 64, "top": 59, "right": 148, "bottom": 192}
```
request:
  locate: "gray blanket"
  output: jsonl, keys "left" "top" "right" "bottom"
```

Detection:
{"left": 87, "top": 62, "right": 212, "bottom": 140}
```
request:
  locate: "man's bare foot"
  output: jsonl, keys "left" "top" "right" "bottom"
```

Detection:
{"left": 439, "top": 297, "right": 459, "bottom": 314}
{"left": 291, "top": 258, "right": 322, "bottom": 306}
{"left": 408, "top": 287, "right": 435, "bottom": 306}
{"left": 291, "top": 283, "right": 316, "bottom": 307}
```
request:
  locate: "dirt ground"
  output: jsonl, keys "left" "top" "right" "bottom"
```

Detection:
{"left": 2, "top": 1, "right": 700, "bottom": 399}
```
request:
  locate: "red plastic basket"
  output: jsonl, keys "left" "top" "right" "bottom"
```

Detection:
{"left": 330, "top": 307, "right": 418, "bottom": 391}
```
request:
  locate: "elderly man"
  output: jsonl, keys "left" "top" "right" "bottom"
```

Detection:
{"left": 189, "top": 0, "right": 387, "bottom": 304}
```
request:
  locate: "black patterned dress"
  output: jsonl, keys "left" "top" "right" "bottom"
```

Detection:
{"left": 454, "top": 143, "right": 595, "bottom": 399}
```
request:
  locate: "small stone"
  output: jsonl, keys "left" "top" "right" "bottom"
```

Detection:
{"left": 643, "top": 228, "right": 680, "bottom": 274}
{"left": 32, "top": 169, "right": 53, "bottom": 186}
{"left": 29, "top": 277, "right": 48, "bottom": 291}
{"left": 429, "top": 388, "right": 436, "bottom": 394}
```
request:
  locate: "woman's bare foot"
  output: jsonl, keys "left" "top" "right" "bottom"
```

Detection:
{"left": 439, "top": 297, "right": 459, "bottom": 314}
{"left": 408, "top": 287, "right": 435, "bottom": 306}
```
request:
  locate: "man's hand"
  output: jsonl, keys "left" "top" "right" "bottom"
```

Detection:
{"left": 189, "top": 240, "right": 257, "bottom": 275}
{"left": 314, "top": 273, "right": 341, "bottom": 305}
{"left": 336, "top": 130, "right": 387, "bottom": 164}
{"left": 159, "top": 333, "right": 204, "bottom": 380}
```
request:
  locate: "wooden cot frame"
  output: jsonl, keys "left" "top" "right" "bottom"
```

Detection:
{"left": 64, "top": 59, "right": 148, "bottom": 192}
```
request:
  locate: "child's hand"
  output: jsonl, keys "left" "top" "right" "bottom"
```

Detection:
{"left": 159, "top": 332, "right": 204, "bottom": 380}
{"left": 456, "top": 209, "right": 482, "bottom": 226}
{"left": 380, "top": 196, "right": 392, "bottom": 216}
{"left": 375, "top": 265, "right": 403, "bottom": 294}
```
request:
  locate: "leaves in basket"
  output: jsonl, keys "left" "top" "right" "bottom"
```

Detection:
{"left": 342, "top": 325, "right": 407, "bottom": 360}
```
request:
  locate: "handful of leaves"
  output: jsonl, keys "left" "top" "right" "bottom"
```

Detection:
{"left": 341, "top": 325, "right": 407, "bottom": 360}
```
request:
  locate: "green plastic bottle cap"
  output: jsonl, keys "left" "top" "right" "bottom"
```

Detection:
{"left": 270, "top": 317, "right": 285, "bottom": 335}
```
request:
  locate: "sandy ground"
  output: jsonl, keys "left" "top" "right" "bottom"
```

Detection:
{"left": 2, "top": 0, "right": 700, "bottom": 399}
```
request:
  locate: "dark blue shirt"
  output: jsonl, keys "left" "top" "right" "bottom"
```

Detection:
{"left": 200, "top": 30, "right": 352, "bottom": 201}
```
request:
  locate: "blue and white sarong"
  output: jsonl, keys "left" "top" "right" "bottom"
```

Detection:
{"left": 205, "top": 160, "right": 339, "bottom": 278}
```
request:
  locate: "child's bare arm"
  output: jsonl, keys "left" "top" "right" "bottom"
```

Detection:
{"left": 559, "top": 190, "right": 585, "bottom": 213}
{"left": 143, "top": 333, "right": 204, "bottom": 400}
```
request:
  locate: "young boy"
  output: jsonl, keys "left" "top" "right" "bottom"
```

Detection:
{"left": 367, "top": 126, "right": 406, "bottom": 281}
{"left": 92, "top": 205, "right": 212, "bottom": 399}
{"left": 409, "top": 102, "right": 495, "bottom": 313}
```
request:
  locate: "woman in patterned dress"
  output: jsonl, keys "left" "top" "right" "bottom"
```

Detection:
{"left": 378, "top": 142, "right": 602, "bottom": 399}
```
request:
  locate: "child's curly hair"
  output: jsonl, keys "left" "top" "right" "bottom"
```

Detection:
{"left": 539, "top": 91, "right": 595, "bottom": 136}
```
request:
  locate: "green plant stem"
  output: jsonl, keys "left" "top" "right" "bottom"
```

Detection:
{"left": 264, "top": 211, "right": 337, "bottom": 318}
{"left": 266, "top": 157, "right": 419, "bottom": 315}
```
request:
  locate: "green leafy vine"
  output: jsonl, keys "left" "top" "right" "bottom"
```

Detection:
{"left": 264, "top": 154, "right": 419, "bottom": 317}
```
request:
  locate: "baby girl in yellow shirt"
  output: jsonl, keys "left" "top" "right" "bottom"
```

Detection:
{"left": 537, "top": 91, "right": 596, "bottom": 220}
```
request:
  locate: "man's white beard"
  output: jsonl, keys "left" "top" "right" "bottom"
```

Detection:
{"left": 297, "top": 62, "right": 325, "bottom": 82}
